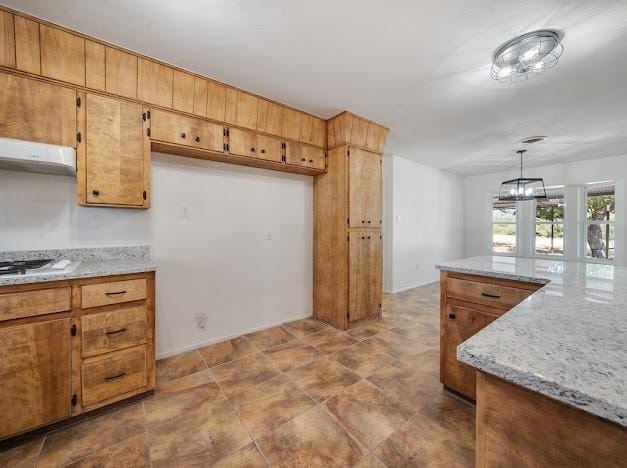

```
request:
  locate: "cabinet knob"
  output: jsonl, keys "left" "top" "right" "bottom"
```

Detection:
{"left": 195, "top": 136, "right": 200, "bottom": 142}
{"left": 180, "top": 133, "right": 186, "bottom": 139}
{"left": 92, "top": 190, "right": 100, "bottom": 196}
{"left": 368, "top": 236, "right": 371, "bottom": 239}
{"left": 361, "top": 220, "right": 365, "bottom": 223}
{"left": 368, "top": 220, "right": 371, "bottom": 224}
{"left": 449, "top": 313, "right": 456, "bottom": 320}
{"left": 301, "top": 157, "right": 306, "bottom": 162}
{"left": 309, "top": 159, "right": 313, "bottom": 163}
{"left": 261, "top": 149, "right": 266, "bottom": 154}
{"left": 361, "top": 236, "right": 365, "bottom": 240}
{"left": 251, "top": 147, "right": 256, "bottom": 152}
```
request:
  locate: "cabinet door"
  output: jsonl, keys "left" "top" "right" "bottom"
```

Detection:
{"left": 235, "top": 92, "right": 259, "bottom": 130}
{"left": 0, "top": 11, "right": 15, "bottom": 68}
{"left": 85, "top": 94, "right": 146, "bottom": 206}
{"left": 190, "top": 119, "right": 225, "bottom": 153}
{"left": 349, "top": 233, "right": 382, "bottom": 322}
{"left": 285, "top": 141, "right": 325, "bottom": 170}
{"left": 256, "top": 134, "right": 283, "bottom": 163}
{"left": 40, "top": 25, "right": 85, "bottom": 86}
{"left": 444, "top": 304, "right": 497, "bottom": 399}
{"left": 172, "top": 70, "right": 194, "bottom": 114}
{"left": 150, "top": 109, "right": 192, "bottom": 146}
{"left": 0, "top": 72, "right": 76, "bottom": 147}
{"left": 0, "top": 318, "right": 71, "bottom": 439}
{"left": 137, "top": 58, "right": 173, "bottom": 108}
{"left": 348, "top": 147, "right": 382, "bottom": 227}
{"left": 281, "top": 108, "right": 302, "bottom": 140}
{"left": 105, "top": 47, "right": 137, "bottom": 99}
{"left": 257, "top": 99, "right": 283, "bottom": 136}
{"left": 228, "top": 127, "right": 256, "bottom": 158}
{"left": 206, "top": 81, "right": 227, "bottom": 122}
{"left": 14, "top": 16, "right": 40, "bottom": 74}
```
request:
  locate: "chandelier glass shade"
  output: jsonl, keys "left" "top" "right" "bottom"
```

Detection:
{"left": 498, "top": 150, "right": 547, "bottom": 202}
{"left": 491, "top": 30, "right": 563, "bottom": 83}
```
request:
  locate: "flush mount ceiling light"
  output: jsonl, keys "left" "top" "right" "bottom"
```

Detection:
{"left": 498, "top": 150, "right": 547, "bottom": 201}
{"left": 491, "top": 30, "right": 563, "bottom": 83}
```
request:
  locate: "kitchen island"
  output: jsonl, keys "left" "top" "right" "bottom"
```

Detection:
{"left": 436, "top": 256, "right": 627, "bottom": 467}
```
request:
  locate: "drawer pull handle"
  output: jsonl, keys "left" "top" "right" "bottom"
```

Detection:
{"left": 105, "top": 372, "right": 126, "bottom": 381}
{"left": 301, "top": 157, "right": 306, "bottom": 162}
{"left": 449, "top": 313, "right": 456, "bottom": 319}
{"left": 180, "top": 133, "right": 186, "bottom": 138}
{"left": 261, "top": 149, "right": 266, "bottom": 154}
{"left": 195, "top": 136, "right": 201, "bottom": 142}
{"left": 105, "top": 290, "right": 127, "bottom": 297}
{"left": 105, "top": 328, "right": 127, "bottom": 335}
{"left": 481, "top": 292, "right": 501, "bottom": 299}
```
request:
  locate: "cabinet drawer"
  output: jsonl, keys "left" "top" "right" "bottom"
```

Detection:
{"left": 81, "top": 305, "right": 147, "bottom": 357}
{"left": 81, "top": 279, "right": 147, "bottom": 309}
{"left": 151, "top": 109, "right": 224, "bottom": 153}
{"left": 0, "top": 287, "right": 71, "bottom": 321}
{"left": 446, "top": 277, "right": 535, "bottom": 310}
{"left": 285, "top": 142, "right": 325, "bottom": 170}
{"left": 81, "top": 347, "right": 147, "bottom": 407}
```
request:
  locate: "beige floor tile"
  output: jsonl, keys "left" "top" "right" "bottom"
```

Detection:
{"left": 326, "top": 380, "right": 412, "bottom": 449}
{"left": 328, "top": 341, "right": 397, "bottom": 378}
{"left": 364, "top": 330, "right": 432, "bottom": 359}
{"left": 244, "top": 326, "right": 297, "bottom": 350}
{"left": 144, "top": 370, "right": 224, "bottom": 428}
{"left": 263, "top": 339, "right": 323, "bottom": 372}
{"left": 257, "top": 406, "right": 365, "bottom": 467}
{"left": 66, "top": 433, "right": 150, "bottom": 468}
{"left": 415, "top": 391, "right": 476, "bottom": 448}
{"left": 198, "top": 337, "right": 257, "bottom": 368}
{"left": 303, "top": 328, "right": 358, "bottom": 354}
{"left": 0, "top": 437, "right": 43, "bottom": 468}
{"left": 355, "top": 453, "right": 387, "bottom": 468}
{"left": 155, "top": 350, "right": 207, "bottom": 386}
{"left": 229, "top": 374, "right": 315, "bottom": 439}
{"left": 347, "top": 323, "right": 387, "bottom": 341}
{"left": 282, "top": 317, "right": 329, "bottom": 338}
{"left": 212, "top": 442, "right": 267, "bottom": 467}
{"left": 37, "top": 403, "right": 146, "bottom": 467}
{"left": 147, "top": 398, "right": 251, "bottom": 466}
{"left": 374, "top": 417, "right": 474, "bottom": 467}
{"left": 212, "top": 353, "right": 280, "bottom": 396}
{"left": 367, "top": 361, "right": 442, "bottom": 415}
{"left": 287, "top": 357, "right": 361, "bottom": 403}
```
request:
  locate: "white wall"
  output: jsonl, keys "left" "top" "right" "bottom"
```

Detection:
{"left": 464, "top": 154, "right": 627, "bottom": 266}
{"left": 0, "top": 152, "right": 312, "bottom": 357}
{"left": 383, "top": 155, "right": 464, "bottom": 293}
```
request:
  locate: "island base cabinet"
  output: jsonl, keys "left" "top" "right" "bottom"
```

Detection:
{"left": 476, "top": 372, "right": 627, "bottom": 467}
{"left": 0, "top": 318, "right": 72, "bottom": 440}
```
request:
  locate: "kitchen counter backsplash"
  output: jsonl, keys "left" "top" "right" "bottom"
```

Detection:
{"left": 0, "top": 245, "right": 150, "bottom": 262}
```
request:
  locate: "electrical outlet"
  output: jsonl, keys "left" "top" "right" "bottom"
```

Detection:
{"left": 265, "top": 230, "right": 273, "bottom": 240}
{"left": 194, "top": 312, "right": 208, "bottom": 330}
{"left": 180, "top": 205, "right": 191, "bottom": 218}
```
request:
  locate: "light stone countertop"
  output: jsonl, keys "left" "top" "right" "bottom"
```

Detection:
{"left": 0, "top": 246, "right": 156, "bottom": 286}
{"left": 436, "top": 255, "right": 627, "bottom": 427}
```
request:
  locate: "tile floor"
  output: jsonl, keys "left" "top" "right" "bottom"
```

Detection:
{"left": 0, "top": 282, "right": 475, "bottom": 467}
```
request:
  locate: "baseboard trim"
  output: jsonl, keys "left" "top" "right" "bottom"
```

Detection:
{"left": 156, "top": 312, "right": 312, "bottom": 359}
{"left": 388, "top": 280, "right": 439, "bottom": 294}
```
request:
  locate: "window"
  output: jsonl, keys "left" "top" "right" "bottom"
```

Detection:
{"left": 535, "top": 187, "right": 565, "bottom": 256}
{"left": 585, "top": 182, "right": 615, "bottom": 260}
{"left": 492, "top": 197, "right": 517, "bottom": 254}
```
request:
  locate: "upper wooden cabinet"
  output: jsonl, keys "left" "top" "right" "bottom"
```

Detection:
{"left": 138, "top": 58, "right": 173, "bottom": 107}
{"left": 0, "top": 10, "right": 15, "bottom": 68}
{"left": 0, "top": 72, "right": 76, "bottom": 147}
{"left": 327, "top": 112, "right": 388, "bottom": 154}
{"left": 256, "top": 134, "right": 283, "bottom": 163}
{"left": 348, "top": 231, "right": 382, "bottom": 322}
{"left": 105, "top": 47, "right": 137, "bottom": 99}
{"left": 85, "top": 40, "right": 105, "bottom": 90}
{"left": 0, "top": 318, "right": 72, "bottom": 440}
{"left": 257, "top": 99, "right": 283, "bottom": 135}
{"left": 206, "top": 81, "right": 227, "bottom": 122}
{"left": 14, "top": 15, "right": 40, "bottom": 74}
{"left": 348, "top": 147, "right": 382, "bottom": 227}
{"left": 83, "top": 94, "right": 148, "bottom": 206}
{"left": 227, "top": 128, "right": 284, "bottom": 164}
{"left": 151, "top": 109, "right": 224, "bottom": 153}
{"left": 225, "top": 90, "right": 258, "bottom": 130}
{"left": 281, "top": 108, "right": 302, "bottom": 140}
{"left": 172, "top": 70, "right": 194, "bottom": 114}
{"left": 40, "top": 25, "right": 85, "bottom": 86}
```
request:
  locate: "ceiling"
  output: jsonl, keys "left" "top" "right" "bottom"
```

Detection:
{"left": 6, "top": 0, "right": 627, "bottom": 175}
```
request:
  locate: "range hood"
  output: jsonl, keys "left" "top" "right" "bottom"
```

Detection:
{"left": 0, "top": 137, "right": 76, "bottom": 176}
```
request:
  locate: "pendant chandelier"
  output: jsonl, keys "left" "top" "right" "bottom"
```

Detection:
{"left": 491, "top": 30, "right": 564, "bottom": 83}
{"left": 498, "top": 150, "right": 546, "bottom": 201}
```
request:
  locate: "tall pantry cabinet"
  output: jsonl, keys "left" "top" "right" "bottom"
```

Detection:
{"left": 314, "top": 112, "right": 388, "bottom": 329}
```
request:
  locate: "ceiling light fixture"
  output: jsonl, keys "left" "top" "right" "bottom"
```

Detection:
{"left": 498, "top": 150, "right": 546, "bottom": 201}
{"left": 491, "top": 30, "right": 563, "bottom": 83}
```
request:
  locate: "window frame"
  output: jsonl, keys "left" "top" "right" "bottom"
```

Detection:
{"left": 581, "top": 181, "right": 615, "bottom": 264}
{"left": 533, "top": 187, "right": 566, "bottom": 258}
{"left": 491, "top": 196, "right": 518, "bottom": 255}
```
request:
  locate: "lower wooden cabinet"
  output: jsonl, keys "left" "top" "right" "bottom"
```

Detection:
{"left": 348, "top": 231, "right": 382, "bottom": 322}
{"left": 439, "top": 271, "right": 541, "bottom": 399}
{"left": 0, "top": 318, "right": 72, "bottom": 440}
{"left": 0, "top": 272, "right": 155, "bottom": 441}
